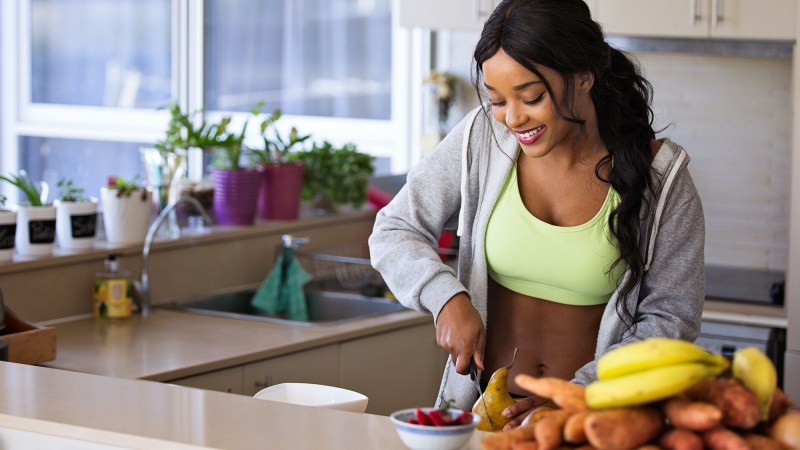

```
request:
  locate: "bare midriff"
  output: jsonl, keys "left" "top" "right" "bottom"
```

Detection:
{"left": 482, "top": 277, "right": 605, "bottom": 397}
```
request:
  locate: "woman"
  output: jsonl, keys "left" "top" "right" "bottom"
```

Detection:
{"left": 369, "top": 0, "right": 705, "bottom": 429}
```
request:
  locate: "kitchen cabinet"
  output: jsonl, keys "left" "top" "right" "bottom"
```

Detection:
{"left": 596, "top": 0, "right": 796, "bottom": 40}
{"left": 170, "top": 366, "right": 244, "bottom": 395}
{"left": 242, "top": 345, "right": 339, "bottom": 396}
{"left": 399, "top": 0, "right": 597, "bottom": 31}
{"left": 340, "top": 323, "right": 445, "bottom": 415}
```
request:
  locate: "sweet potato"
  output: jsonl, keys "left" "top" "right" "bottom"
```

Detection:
{"left": 552, "top": 392, "right": 589, "bottom": 413}
{"left": 584, "top": 407, "right": 664, "bottom": 450}
{"left": 534, "top": 410, "right": 571, "bottom": 450}
{"left": 636, "top": 446, "right": 662, "bottom": 450}
{"left": 481, "top": 423, "right": 537, "bottom": 450}
{"left": 685, "top": 378, "right": 760, "bottom": 430}
{"left": 743, "top": 433, "right": 784, "bottom": 450}
{"left": 511, "top": 441, "right": 539, "bottom": 450}
{"left": 563, "top": 410, "right": 592, "bottom": 444}
{"left": 702, "top": 427, "right": 749, "bottom": 450}
{"left": 659, "top": 427, "right": 703, "bottom": 450}
{"left": 515, "top": 375, "right": 585, "bottom": 399}
{"left": 770, "top": 411, "right": 800, "bottom": 450}
{"left": 768, "top": 387, "right": 794, "bottom": 424}
{"left": 663, "top": 396, "right": 723, "bottom": 431}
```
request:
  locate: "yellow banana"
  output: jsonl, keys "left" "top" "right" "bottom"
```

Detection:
{"left": 586, "top": 362, "right": 724, "bottom": 409}
{"left": 597, "top": 337, "right": 728, "bottom": 380}
{"left": 732, "top": 347, "right": 776, "bottom": 421}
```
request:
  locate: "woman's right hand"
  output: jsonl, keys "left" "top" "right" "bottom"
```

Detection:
{"left": 435, "top": 292, "right": 486, "bottom": 375}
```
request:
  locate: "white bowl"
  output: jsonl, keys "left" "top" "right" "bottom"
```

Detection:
{"left": 253, "top": 383, "right": 368, "bottom": 413}
{"left": 389, "top": 407, "right": 481, "bottom": 450}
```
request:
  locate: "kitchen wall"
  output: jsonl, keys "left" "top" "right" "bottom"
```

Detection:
{"left": 436, "top": 32, "right": 793, "bottom": 274}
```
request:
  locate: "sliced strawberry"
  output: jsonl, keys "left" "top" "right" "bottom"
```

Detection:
{"left": 453, "top": 411, "right": 473, "bottom": 425}
{"left": 415, "top": 408, "right": 433, "bottom": 426}
{"left": 407, "top": 418, "right": 419, "bottom": 425}
{"left": 427, "top": 409, "right": 449, "bottom": 426}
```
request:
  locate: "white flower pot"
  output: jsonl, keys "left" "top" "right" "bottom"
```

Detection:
{"left": 15, "top": 205, "right": 57, "bottom": 257}
{"left": 101, "top": 187, "right": 152, "bottom": 245}
{"left": 55, "top": 199, "right": 99, "bottom": 250}
{"left": 0, "top": 210, "right": 17, "bottom": 262}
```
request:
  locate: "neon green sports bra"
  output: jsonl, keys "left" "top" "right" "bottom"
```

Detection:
{"left": 486, "top": 166, "right": 624, "bottom": 306}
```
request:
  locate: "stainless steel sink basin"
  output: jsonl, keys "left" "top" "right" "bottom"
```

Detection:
{"left": 159, "top": 289, "right": 407, "bottom": 326}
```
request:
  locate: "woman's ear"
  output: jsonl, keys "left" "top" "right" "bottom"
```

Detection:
{"left": 576, "top": 72, "right": 594, "bottom": 94}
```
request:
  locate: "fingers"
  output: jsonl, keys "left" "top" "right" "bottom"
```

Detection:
{"left": 472, "top": 327, "right": 486, "bottom": 371}
{"left": 502, "top": 397, "right": 539, "bottom": 430}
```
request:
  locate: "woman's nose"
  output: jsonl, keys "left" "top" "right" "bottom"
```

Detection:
{"left": 505, "top": 103, "right": 527, "bottom": 129}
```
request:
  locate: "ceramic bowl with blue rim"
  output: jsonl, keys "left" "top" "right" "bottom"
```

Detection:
{"left": 389, "top": 407, "right": 481, "bottom": 450}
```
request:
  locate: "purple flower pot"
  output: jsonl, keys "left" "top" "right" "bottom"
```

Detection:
{"left": 257, "top": 162, "right": 305, "bottom": 220}
{"left": 211, "top": 168, "right": 263, "bottom": 225}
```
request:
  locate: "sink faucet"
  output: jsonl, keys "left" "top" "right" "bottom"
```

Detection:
{"left": 135, "top": 196, "right": 213, "bottom": 316}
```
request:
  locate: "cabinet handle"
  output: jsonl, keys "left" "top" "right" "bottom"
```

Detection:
{"left": 711, "top": 0, "right": 721, "bottom": 27}
{"left": 473, "top": 0, "right": 490, "bottom": 23}
{"left": 690, "top": 0, "right": 701, "bottom": 26}
{"left": 254, "top": 375, "right": 273, "bottom": 389}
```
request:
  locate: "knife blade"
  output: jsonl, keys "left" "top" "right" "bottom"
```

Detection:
{"left": 469, "top": 358, "right": 494, "bottom": 432}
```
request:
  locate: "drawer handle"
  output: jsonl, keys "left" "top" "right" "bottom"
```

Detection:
{"left": 254, "top": 375, "right": 273, "bottom": 389}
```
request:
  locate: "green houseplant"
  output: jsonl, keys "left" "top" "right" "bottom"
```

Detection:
{"left": 0, "top": 172, "right": 56, "bottom": 256}
{"left": 100, "top": 175, "right": 152, "bottom": 245}
{"left": 54, "top": 178, "right": 98, "bottom": 250}
{"left": 249, "top": 103, "right": 312, "bottom": 220}
{"left": 286, "top": 141, "right": 375, "bottom": 214}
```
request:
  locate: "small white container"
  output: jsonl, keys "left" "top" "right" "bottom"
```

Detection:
{"left": 55, "top": 199, "right": 98, "bottom": 251}
{"left": 253, "top": 383, "right": 369, "bottom": 413}
{"left": 389, "top": 407, "right": 481, "bottom": 450}
{"left": 15, "top": 205, "right": 57, "bottom": 257}
{"left": 100, "top": 187, "right": 152, "bottom": 245}
{"left": 0, "top": 210, "right": 17, "bottom": 262}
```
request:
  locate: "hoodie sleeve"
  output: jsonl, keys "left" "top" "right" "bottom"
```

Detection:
{"left": 369, "top": 111, "right": 481, "bottom": 322}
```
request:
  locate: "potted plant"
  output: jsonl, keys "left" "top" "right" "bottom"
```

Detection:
{"left": 0, "top": 195, "right": 16, "bottom": 262}
{"left": 0, "top": 172, "right": 56, "bottom": 256}
{"left": 249, "top": 104, "right": 311, "bottom": 220}
{"left": 100, "top": 176, "right": 152, "bottom": 245}
{"left": 54, "top": 179, "right": 98, "bottom": 251}
{"left": 204, "top": 112, "right": 262, "bottom": 226}
{"left": 286, "top": 141, "right": 375, "bottom": 215}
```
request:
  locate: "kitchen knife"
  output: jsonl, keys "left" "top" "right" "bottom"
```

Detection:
{"left": 469, "top": 358, "right": 493, "bottom": 431}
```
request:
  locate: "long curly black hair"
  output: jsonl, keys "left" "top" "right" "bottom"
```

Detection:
{"left": 473, "top": 0, "right": 657, "bottom": 326}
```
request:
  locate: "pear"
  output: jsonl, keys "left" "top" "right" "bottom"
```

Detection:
{"left": 472, "top": 348, "right": 518, "bottom": 432}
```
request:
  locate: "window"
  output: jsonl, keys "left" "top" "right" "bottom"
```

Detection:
{"left": 1, "top": 0, "right": 412, "bottom": 205}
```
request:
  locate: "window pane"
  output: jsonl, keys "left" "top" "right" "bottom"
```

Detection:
{"left": 204, "top": 0, "right": 392, "bottom": 119}
{"left": 19, "top": 137, "right": 147, "bottom": 204}
{"left": 30, "top": 0, "right": 172, "bottom": 108}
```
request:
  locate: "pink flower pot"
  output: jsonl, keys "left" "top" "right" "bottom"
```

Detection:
{"left": 257, "top": 162, "right": 305, "bottom": 220}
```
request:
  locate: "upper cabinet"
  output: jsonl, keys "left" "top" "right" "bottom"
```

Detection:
{"left": 596, "top": 0, "right": 796, "bottom": 40}
{"left": 399, "top": 0, "right": 501, "bottom": 31}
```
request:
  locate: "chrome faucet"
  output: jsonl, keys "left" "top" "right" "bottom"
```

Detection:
{"left": 135, "top": 196, "right": 213, "bottom": 316}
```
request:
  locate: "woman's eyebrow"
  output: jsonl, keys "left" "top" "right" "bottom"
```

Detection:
{"left": 483, "top": 80, "right": 543, "bottom": 91}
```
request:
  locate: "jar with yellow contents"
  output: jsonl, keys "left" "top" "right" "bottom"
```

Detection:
{"left": 93, "top": 254, "right": 133, "bottom": 319}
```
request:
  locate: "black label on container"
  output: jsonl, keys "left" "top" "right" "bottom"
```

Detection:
{"left": 70, "top": 213, "right": 97, "bottom": 238}
{"left": 0, "top": 224, "right": 16, "bottom": 249}
{"left": 28, "top": 219, "right": 56, "bottom": 244}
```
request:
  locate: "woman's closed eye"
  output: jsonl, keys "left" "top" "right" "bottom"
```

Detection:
{"left": 523, "top": 92, "right": 546, "bottom": 105}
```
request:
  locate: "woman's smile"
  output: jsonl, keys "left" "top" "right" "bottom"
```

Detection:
{"left": 515, "top": 125, "right": 546, "bottom": 145}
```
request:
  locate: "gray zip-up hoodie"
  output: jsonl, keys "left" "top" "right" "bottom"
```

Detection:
{"left": 369, "top": 105, "right": 705, "bottom": 411}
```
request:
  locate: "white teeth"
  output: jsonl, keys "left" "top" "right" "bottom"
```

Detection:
{"left": 519, "top": 126, "right": 544, "bottom": 139}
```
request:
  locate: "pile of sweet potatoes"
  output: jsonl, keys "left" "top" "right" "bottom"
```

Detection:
{"left": 480, "top": 375, "right": 797, "bottom": 450}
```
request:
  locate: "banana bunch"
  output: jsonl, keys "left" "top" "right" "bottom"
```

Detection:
{"left": 732, "top": 347, "right": 777, "bottom": 421}
{"left": 586, "top": 338, "right": 729, "bottom": 409}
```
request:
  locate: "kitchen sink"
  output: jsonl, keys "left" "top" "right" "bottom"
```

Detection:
{"left": 159, "top": 289, "right": 408, "bottom": 326}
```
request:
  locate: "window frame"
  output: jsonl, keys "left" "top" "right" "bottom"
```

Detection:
{"left": 0, "top": 0, "right": 417, "bottom": 202}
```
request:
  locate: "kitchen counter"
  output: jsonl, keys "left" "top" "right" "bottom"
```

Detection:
{"left": 41, "top": 308, "right": 430, "bottom": 382}
{"left": 0, "top": 361, "right": 485, "bottom": 449}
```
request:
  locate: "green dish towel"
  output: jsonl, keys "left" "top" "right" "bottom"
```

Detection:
{"left": 251, "top": 250, "right": 311, "bottom": 321}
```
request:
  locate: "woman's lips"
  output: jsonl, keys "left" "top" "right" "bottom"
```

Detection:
{"left": 515, "top": 125, "right": 545, "bottom": 145}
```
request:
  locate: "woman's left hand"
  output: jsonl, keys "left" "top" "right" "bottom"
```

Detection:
{"left": 501, "top": 397, "right": 552, "bottom": 430}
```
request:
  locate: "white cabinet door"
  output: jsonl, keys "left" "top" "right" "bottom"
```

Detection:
{"left": 597, "top": 0, "right": 797, "bottom": 40}
{"left": 339, "top": 323, "right": 446, "bottom": 415}
{"left": 711, "top": 0, "right": 796, "bottom": 40}
{"left": 170, "top": 366, "right": 245, "bottom": 395}
{"left": 596, "top": 0, "right": 707, "bottom": 38}
{"left": 242, "top": 345, "right": 339, "bottom": 397}
{"left": 398, "top": 0, "right": 498, "bottom": 31}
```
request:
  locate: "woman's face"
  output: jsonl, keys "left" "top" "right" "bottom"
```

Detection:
{"left": 482, "top": 48, "right": 591, "bottom": 159}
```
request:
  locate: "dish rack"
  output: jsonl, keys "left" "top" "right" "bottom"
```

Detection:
{"left": 295, "top": 244, "right": 388, "bottom": 297}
